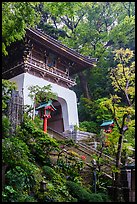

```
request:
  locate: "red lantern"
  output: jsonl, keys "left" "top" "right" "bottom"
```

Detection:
{"left": 36, "top": 101, "right": 56, "bottom": 133}
{"left": 100, "top": 120, "right": 114, "bottom": 134}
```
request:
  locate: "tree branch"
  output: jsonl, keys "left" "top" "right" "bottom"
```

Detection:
{"left": 122, "top": 64, "right": 128, "bottom": 82}
{"left": 112, "top": 102, "right": 121, "bottom": 132}
{"left": 74, "top": 12, "right": 86, "bottom": 29}
{"left": 60, "top": 16, "right": 73, "bottom": 31}
{"left": 124, "top": 84, "right": 132, "bottom": 107}
{"left": 112, "top": 71, "right": 124, "bottom": 94}
{"left": 122, "top": 2, "right": 131, "bottom": 17}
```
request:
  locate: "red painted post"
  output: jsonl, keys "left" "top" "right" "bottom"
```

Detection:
{"left": 43, "top": 116, "right": 47, "bottom": 133}
{"left": 43, "top": 107, "right": 48, "bottom": 133}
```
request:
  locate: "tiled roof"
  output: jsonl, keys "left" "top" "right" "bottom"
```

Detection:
{"left": 27, "top": 28, "right": 97, "bottom": 67}
{"left": 100, "top": 120, "right": 114, "bottom": 127}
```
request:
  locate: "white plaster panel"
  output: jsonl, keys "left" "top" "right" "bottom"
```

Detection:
{"left": 9, "top": 73, "right": 79, "bottom": 131}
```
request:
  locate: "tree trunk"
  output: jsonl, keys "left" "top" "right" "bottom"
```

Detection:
{"left": 116, "top": 133, "right": 123, "bottom": 169}
{"left": 113, "top": 131, "right": 125, "bottom": 201}
{"left": 114, "top": 134, "right": 123, "bottom": 188}
{"left": 78, "top": 72, "right": 91, "bottom": 99}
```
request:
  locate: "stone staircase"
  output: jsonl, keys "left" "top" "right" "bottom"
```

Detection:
{"left": 48, "top": 128, "right": 116, "bottom": 179}
{"left": 63, "top": 130, "right": 96, "bottom": 142}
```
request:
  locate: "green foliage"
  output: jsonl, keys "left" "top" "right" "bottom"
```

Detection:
{"left": 59, "top": 138, "right": 76, "bottom": 147}
{"left": 2, "top": 137, "right": 30, "bottom": 166}
{"left": 2, "top": 2, "right": 41, "bottom": 55}
{"left": 94, "top": 48, "right": 135, "bottom": 193}
{"left": 124, "top": 119, "right": 135, "bottom": 147}
{"left": 56, "top": 150, "right": 84, "bottom": 183}
{"left": 17, "top": 114, "right": 59, "bottom": 165}
{"left": 38, "top": 165, "right": 76, "bottom": 202}
{"left": 104, "top": 48, "right": 135, "bottom": 142}
{"left": 33, "top": 115, "right": 43, "bottom": 130}
{"left": 2, "top": 134, "right": 43, "bottom": 202}
{"left": 109, "top": 15, "right": 135, "bottom": 49}
{"left": 42, "top": 165, "right": 67, "bottom": 186}
{"left": 28, "top": 84, "right": 57, "bottom": 104}
{"left": 2, "top": 107, "right": 112, "bottom": 202}
{"left": 79, "top": 121, "right": 98, "bottom": 133}
{"left": 2, "top": 79, "right": 17, "bottom": 111}
{"left": 2, "top": 186, "right": 17, "bottom": 202}
{"left": 43, "top": 2, "right": 84, "bottom": 18}
{"left": 95, "top": 172, "right": 112, "bottom": 194}
{"left": 3, "top": 165, "right": 42, "bottom": 202}
{"left": 2, "top": 116, "right": 11, "bottom": 138}
{"left": 110, "top": 48, "right": 135, "bottom": 103}
{"left": 96, "top": 192, "right": 111, "bottom": 202}
{"left": 121, "top": 141, "right": 134, "bottom": 164}
{"left": 78, "top": 97, "right": 113, "bottom": 133}
{"left": 66, "top": 180, "right": 92, "bottom": 202}
{"left": 99, "top": 127, "right": 119, "bottom": 157}
{"left": 2, "top": 3, "right": 135, "bottom": 201}
{"left": 46, "top": 2, "right": 134, "bottom": 101}
{"left": 66, "top": 181, "right": 110, "bottom": 202}
{"left": 41, "top": 181, "right": 75, "bottom": 202}
{"left": 43, "top": 165, "right": 57, "bottom": 180}
{"left": 6, "top": 166, "right": 35, "bottom": 191}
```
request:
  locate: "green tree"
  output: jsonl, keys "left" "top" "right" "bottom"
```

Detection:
{"left": 45, "top": 2, "right": 135, "bottom": 100}
{"left": 110, "top": 48, "right": 135, "bottom": 106}
{"left": 2, "top": 2, "right": 135, "bottom": 101}
{"left": 27, "top": 84, "right": 58, "bottom": 119}
{"left": 28, "top": 84, "right": 57, "bottom": 104}
{"left": 101, "top": 48, "right": 135, "bottom": 200}
{"left": 110, "top": 48, "right": 135, "bottom": 162}
{"left": 2, "top": 2, "right": 41, "bottom": 55}
{"left": 77, "top": 48, "right": 135, "bottom": 201}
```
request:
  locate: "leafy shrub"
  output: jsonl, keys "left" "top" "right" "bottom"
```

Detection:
{"left": 39, "top": 166, "right": 75, "bottom": 202}
{"left": 31, "top": 135, "right": 59, "bottom": 165}
{"left": 5, "top": 165, "right": 42, "bottom": 191}
{"left": 28, "top": 84, "right": 57, "bottom": 104}
{"left": 79, "top": 121, "right": 98, "bottom": 133}
{"left": 66, "top": 181, "right": 109, "bottom": 202}
{"left": 3, "top": 164, "right": 43, "bottom": 202}
{"left": 88, "top": 193, "right": 103, "bottom": 202}
{"left": 97, "top": 192, "right": 111, "bottom": 202}
{"left": 59, "top": 138, "right": 76, "bottom": 147}
{"left": 2, "top": 135, "right": 43, "bottom": 199}
{"left": 17, "top": 115, "right": 59, "bottom": 165}
{"left": 2, "top": 186, "right": 37, "bottom": 202}
{"left": 34, "top": 115, "right": 43, "bottom": 129}
{"left": 2, "top": 137, "right": 30, "bottom": 166}
{"left": 66, "top": 181, "right": 92, "bottom": 202}
{"left": 16, "top": 194, "right": 37, "bottom": 202}
{"left": 56, "top": 150, "right": 84, "bottom": 183}
{"left": 2, "top": 115, "right": 11, "bottom": 138}
{"left": 2, "top": 186, "right": 18, "bottom": 202}
{"left": 42, "top": 165, "right": 57, "bottom": 180}
{"left": 42, "top": 165, "right": 65, "bottom": 185}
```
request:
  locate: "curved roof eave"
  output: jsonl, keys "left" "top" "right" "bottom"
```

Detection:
{"left": 26, "top": 28, "right": 97, "bottom": 69}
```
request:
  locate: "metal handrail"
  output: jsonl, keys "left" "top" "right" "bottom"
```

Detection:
{"left": 47, "top": 128, "right": 117, "bottom": 178}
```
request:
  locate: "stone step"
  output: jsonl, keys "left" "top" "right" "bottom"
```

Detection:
{"left": 48, "top": 129, "right": 114, "bottom": 179}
